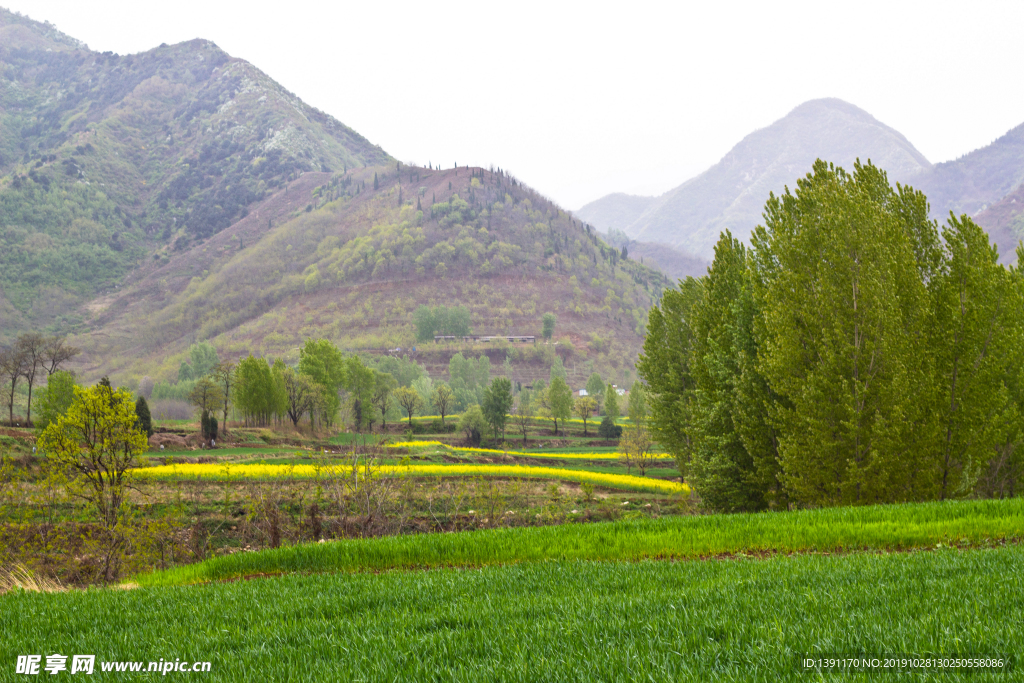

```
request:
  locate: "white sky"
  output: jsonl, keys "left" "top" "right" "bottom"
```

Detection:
{"left": 7, "top": 0, "right": 1024, "bottom": 209}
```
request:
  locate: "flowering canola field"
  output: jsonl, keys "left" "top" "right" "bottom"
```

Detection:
{"left": 386, "top": 441, "right": 675, "bottom": 460}
{"left": 135, "top": 462, "right": 687, "bottom": 494}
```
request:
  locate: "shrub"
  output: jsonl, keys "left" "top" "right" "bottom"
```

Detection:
{"left": 598, "top": 416, "right": 622, "bottom": 439}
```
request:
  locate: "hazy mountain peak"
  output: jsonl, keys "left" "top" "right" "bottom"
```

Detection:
{"left": 577, "top": 97, "right": 933, "bottom": 260}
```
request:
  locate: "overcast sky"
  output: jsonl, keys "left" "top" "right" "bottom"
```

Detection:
{"left": 8, "top": 0, "right": 1024, "bottom": 209}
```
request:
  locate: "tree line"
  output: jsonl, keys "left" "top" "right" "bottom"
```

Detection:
{"left": 0, "top": 333, "right": 80, "bottom": 426}
{"left": 641, "top": 160, "right": 1024, "bottom": 511}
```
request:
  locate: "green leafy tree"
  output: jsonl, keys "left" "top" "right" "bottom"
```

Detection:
{"left": 458, "top": 404, "right": 487, "bottom": 446}
{"left": 481, "top": 376, "right": 513, "bottom": 440}
{"left": 298, "top": 338, "right": 346, "bottom": 425}
{"left": 549, "top": 357, "right": 567, "bottom": 383}
{"left": 512, "top": 394, "right": 532, "bottom": 445}
{"left": 926, "top": 214, "right": 1020, "bottom": 500}
{"left": 655, "top": 232, "right": 774, "bottom": 509}
{"left": 542, "top": 312, "right": 556, "bottom": 340}
{"left": 34, "top": 370, "right": 79, "bottom": 434}
{"left": 598, "top": 416, "right": 622, "bottom": 439}
{"left": 547, "top": 375, "right": 572, "bottom": 436}
{"left": 604, "top": 386, "right": 620, "bottom": 421}
{"left": 234, "top": 354, "right": 276, "bottom": 426}
{"left": 135, "top": 395, "right": 153, "bottom": 438}
{"left": 412, "top": 376, "right": 434, "bottom": 415}
{"left": 343, "top": 356, "right": 377, "bottom": 432}
{"left": 189, "top": 341, "right": 220, "bottom": 378}
{"left": 177, "top": 360, "right": 194, "bottom": 383}
{"left": 750, "top": 160, "right": 935, "bottom": 507}
{"left": 585, "top": 373, "right": 606, "bottom": 408}
{"left": 38, "top": 382, "right": 148, "bottom": 529}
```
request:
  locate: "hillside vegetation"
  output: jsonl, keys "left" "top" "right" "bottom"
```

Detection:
{"left": 77, "top": 163, "right": 670, "bottom": 386}
{"left": 0, "top": 8, "right": 389, "bottom": 342}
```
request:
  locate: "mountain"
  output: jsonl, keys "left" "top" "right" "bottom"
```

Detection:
{"left": 578, "top": 98, "right": 1024, "bottom": 264}
{"left": 577, "top": 98, "right": 933, "bottom": 261}
{"left": 1, "top": 8, "right": 670, "bottom": 388}
{"left": 973, "top": 181, "right": 1024, "bottom": 263}
{"left": 0, "top": 7, "right": 389, "bottom": 342}
{"left": 76, "top": 164, "right": 669, "bottom": 385}
{"left": 576, "top": 193, "right": 656, "bottom": 235}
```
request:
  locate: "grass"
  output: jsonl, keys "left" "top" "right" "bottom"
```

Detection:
{"left": 133, "top": 462, "right": 686, "bottom": 494}
{"left": 2, "top": 548, "right": 1020, "bottom": 681}
{"left": 132, "top": 497, "right": 1024, "bottom": 587}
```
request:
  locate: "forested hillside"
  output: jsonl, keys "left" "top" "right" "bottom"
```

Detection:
{"left": 0, "top": 8, "right": 389, "bottom": 342}
{"left": 79, "top": 162, "right": 669, "bottom": 387}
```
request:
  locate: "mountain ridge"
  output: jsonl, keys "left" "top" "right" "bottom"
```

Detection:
{"left": 1, "top": 8, "right": 669, "bottom": 391}
{"left": 576, "top": 98, "right": 935, "bottom": 261}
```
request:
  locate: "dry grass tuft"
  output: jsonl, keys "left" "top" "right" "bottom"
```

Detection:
{"left": 0, "top": 563, "right": 66, "bottom": 594}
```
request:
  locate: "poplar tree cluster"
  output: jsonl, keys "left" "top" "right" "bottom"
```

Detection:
{"left": 641, "top": 160, "right": 1024, "bottom": 511}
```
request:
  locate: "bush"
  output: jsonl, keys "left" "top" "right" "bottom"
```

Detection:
{"left": 598, "top": 416, "right": 622, "bottom": 439}
{"left": 428, "top": 419, "right": 457, "bottom": 434}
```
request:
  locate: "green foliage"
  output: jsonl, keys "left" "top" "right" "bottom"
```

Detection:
{"left": 604, "top": 387, "right": 620, "bottom": 420}
{"left": 370, "top": 371, "right": 398, "bottom": 430}
{"left": 546, "top": 376, "right": 573, "bottom": 435}
{"left": 37, "top": 382, "right": 148, "bottom": 528}
{"left": 369, "top": 355, "right": 426, "bottom": 388}
{"left": 343, "top": 355, "right": 376, "bottom": 432}
{"left": 458, "top": 404, "right": 487, "bottom": 446}
{"left": 598, "top": 416, "right": 622, "bottom": 439}
{"left": 448, "top": 353, "right": 490, "bottom": 410}
{"left": 584, "top": 373, "right": 606, "bottom": 406}
{"left": 548, "top": 357, "right": 567, "bottom": 383}
{"left": 135, "top": 395, "right": 153, "bottom": 438}
{"left": 481, "top": 377, "right": 514, "bottom": 439}
{"left": 641, "top": 159, "right": 1024, "bottom": 511}
{"left": 572, "top": 396, "right": 598, "bottom": 435}
{"left": 298, "top": 338, "right": 345, "bottom": 425}
{"left": 234, "top": 355, "right": 280, "bottom": 427}
{"left": 33, "top": 370, "right": 78, "bottom": 433}
{"left": 189, "top": 342, "right": 220, "bottom": 379}
{"left": 413, "top": 305, "right": 472, "bottom": 341}
{"left": 0, "top": 27, "right": 390, "bottom": 331}
{"left": 542, "top": 312, "right": 556, "bottom": 340}
{"left": 188, "top": 377, "right": 224, "bottom": 415}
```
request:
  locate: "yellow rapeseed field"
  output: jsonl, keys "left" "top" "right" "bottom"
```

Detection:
{"left": 385, "top": 442, "right": 674, "bottom": 460}
{"left": 135, "top": 463, "right": 688, "bottom": 494}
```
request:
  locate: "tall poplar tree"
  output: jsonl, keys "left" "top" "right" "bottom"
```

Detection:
{"left": 750, "top": 160, "right": 934, "bottom": 506}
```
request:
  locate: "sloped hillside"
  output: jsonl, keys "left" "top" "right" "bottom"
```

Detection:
{"left": 0, "top": 8, "right": 389, "bottom": 342}
{"left": 575, "top": 193, "right": 655, "bottom": 233}
{"left": 915, "top": 121, "right": 1024, "bottom": 222}
{"left": 578, "top": 98, "right": 933, "bottom": 261}
{"left": 973, "top": 182, "right": 1024, "bottom": 263}
{"left": 78, "top": 163, "right": 670, "bottom": 386}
